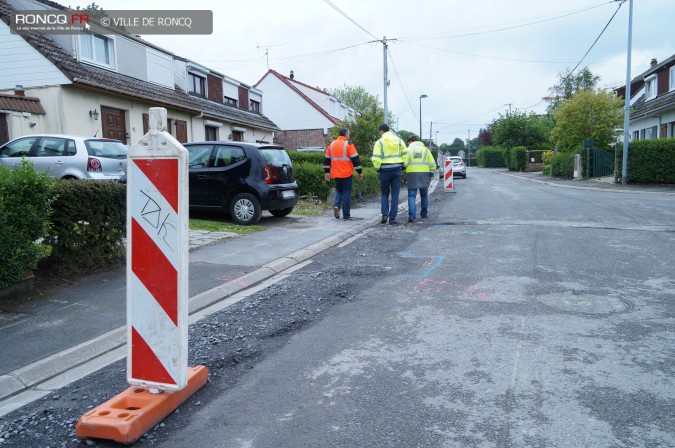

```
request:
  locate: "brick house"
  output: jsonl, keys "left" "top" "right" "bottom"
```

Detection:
{"left": 615, "top": 55, "right": 675, "bottom": 140}
{"left": 254, "top": 69, "right": 355, "bottom": 150}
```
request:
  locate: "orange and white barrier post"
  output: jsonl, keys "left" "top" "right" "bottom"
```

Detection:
{"left": 76, "top": 108, "right": 207, "bottom": 444}
{"left": 444, "top": 159, "right": 454, "bottom": 192}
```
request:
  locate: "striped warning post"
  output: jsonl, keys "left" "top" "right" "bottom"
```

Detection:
{"left": 444, "top": 159, "right": 454, "bottom": 191}
{"left": 128, "top": 158, "right": 184, "bottom": 388}
{"left": 77, "top": 108, "right": 204, "bottom": 445}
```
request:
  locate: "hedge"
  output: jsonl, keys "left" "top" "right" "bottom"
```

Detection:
{"left": 616, "top": 138, "right": 675, "bottom": 184}
{"left": 510, "top": 147, "right": 527, "bottom": 171}
{"left": 287, "top": 150, "right": 373, "bottom": 168}
{"left": 293, "top": 162, "right": 379, "bottom": 200}
{"left": 44, "top": 180, "right": 126, "bottom": 273}
{"left": 0, "top": 161, "right": 54, "bottom": 289}
{"left": 476, "top": 146, "right": 506, "bottom": 167}
{"left": 547, "top": 148, "right": 586, "bottom": 179}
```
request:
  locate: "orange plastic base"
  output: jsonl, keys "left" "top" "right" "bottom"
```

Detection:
{"left": 76, "top": 365, "right": 208, "bottom": 444}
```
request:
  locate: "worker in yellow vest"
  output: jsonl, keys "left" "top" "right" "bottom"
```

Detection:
{"left": 403, "top": 135, "right": 437, "bottom": 223}
{"left": 372, "top": 124, "right": 406, "bottom": 225}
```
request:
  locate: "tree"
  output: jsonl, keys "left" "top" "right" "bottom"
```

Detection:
{"left": 329, "top": 85, "right": 385, "bottom": 157}
{"left": 491, "top": 111, "right": 549, "bottom": 148}
{"left": 449, "top": 138, "right": 465, "bottom": 149}
{"left": 550, "top": 89, "right": 623, "bottom": 150}
{"left": 478, "top": 124, "right": 493, "bottom": 147}
{"left": 547, "top": 66, "right": 600, "bottom": 113}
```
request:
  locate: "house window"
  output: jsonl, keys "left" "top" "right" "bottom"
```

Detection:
{"left": 645, "top": 76, "right": 657, "bottom": 100}
{"left": 79, "top": 33, "right": 115, "bottom": 68}
{"left": 640, "top": 129, "right": 646, "bottom": 139}
{"left": 649, "top": 126, "right": 658, "bottom": 139}
{"left": 632, "top": 130, "right": 639, "bottom": 140}
{"left": 250, "top": 100, "right": 260, "bottom": 113}
{"left": 670, "top": 67, "right": 675, "bottom": 91}
{"left": 205, "top": 125, "right": 218, "bottom": 141}
{"left": 232, "top": 131, "right": 243, "bottom": 142}
{"left": 188, "top": 72, "right": 206, "bottom": 97}
{"left": 224, "top": 96, "right": 237, "bottom": 107}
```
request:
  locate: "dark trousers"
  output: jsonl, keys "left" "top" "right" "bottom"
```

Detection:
{"left": 334, "top": 176, "right": 353, "bottom": 219}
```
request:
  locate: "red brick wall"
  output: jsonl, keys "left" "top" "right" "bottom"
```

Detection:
{"left": 274, "top": 129, "right": 329, "bottom": 149}
{"left": 238, "top": 86, "right": 249, "bottom": 111}
{"left": 207, "top": 74, "right": 223, "bottom": 103}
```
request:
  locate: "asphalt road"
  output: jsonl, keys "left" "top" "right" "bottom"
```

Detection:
{"left": 1, "top": 169, "right": 674, "bottom": 447}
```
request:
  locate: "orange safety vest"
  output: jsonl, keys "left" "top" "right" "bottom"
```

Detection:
{"left": 326, "top": 136, "right": 359, "bottom": 179}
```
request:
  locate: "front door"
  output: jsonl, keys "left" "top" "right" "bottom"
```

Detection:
{"left": 101, "top": 107, "right": 127, "bottom": 143}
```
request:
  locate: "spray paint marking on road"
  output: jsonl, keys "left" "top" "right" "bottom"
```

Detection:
{"left": 398, "top": 251, "right": 445, "bottom": 278}
{"left": 412, "top": 278, "right": 450, "bottom": 293}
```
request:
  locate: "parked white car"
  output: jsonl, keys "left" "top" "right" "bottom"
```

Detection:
{"left": 438, "top": 156, "right": 467, "bottom": 179}
{"left": 0, "top": 134, "right": 127, "bottom": 181}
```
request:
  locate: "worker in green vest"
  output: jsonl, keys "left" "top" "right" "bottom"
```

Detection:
{"left": 402, "top": 135, "right": 437, "bottom": 223}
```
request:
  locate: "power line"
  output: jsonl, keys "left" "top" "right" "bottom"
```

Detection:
{"left": 322, "top": 0, "right": 378, "bottom": 40}
{"left": 396, "top": 1, "right": 609, "bottom": 42}
{"left": 564, "top": 1, "right": 624, "bottom": 79}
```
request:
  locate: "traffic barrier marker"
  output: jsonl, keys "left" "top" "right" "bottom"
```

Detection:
{"left": 76, "top": 108, "right": 207, "bottom": 443}
{"left": 444, "top": 159, "right": 454, "bottom": 192}
{"left": 75, "top": 366, "right": 208, "bottom": 444}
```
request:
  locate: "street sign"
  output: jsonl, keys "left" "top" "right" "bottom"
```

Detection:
{"left": 126, "top": 108, "right": 189, "bottom": 391}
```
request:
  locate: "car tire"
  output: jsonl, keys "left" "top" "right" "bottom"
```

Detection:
{"left": 229, "top": 192, "right": 262, "bottom": 225}
{"left": 269, "top": 207, "right": 294, "bottom": 218}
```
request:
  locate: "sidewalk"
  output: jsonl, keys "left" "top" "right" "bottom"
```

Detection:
{"left": 0, "top": 180, "right": 422, "bottom": 416}
{"left": 498, "top": 170, "right": 675, "bottom": 195}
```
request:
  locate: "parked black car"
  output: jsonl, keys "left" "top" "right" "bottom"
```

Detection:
{"left": 185, "top": 142, "right": 298, "bottom": 225}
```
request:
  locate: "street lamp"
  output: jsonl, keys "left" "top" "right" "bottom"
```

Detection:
{"left": 419, "top": 94, "right": 428, "bottom": 139}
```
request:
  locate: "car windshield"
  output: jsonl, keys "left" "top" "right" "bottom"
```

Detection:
{"left": 85, "top": 140, "right": 128, "bottom": 159}
{"left": 260, "top": 148, "right": 291, "bottom": 166}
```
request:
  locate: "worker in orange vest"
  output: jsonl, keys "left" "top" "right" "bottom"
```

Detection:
{"left": 324, "top": 128, "right": 363, "bottom": 220}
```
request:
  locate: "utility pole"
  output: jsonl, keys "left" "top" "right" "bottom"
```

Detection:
{"left": 620, "top": 0, "right": 633, "bottom": 185}
{"left": 429, "top": 121, "right": 433, "bottom": 149}
{"left": 382, "top": 36, "right": 389, "bottom": 126}
{"left": 467, "top": 129, "right": 471, "bottom": 167}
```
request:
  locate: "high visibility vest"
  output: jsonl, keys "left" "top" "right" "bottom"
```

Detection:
{"left": 325, "top": 136, "right": 358, "bottom": 178}
{"left": 372, "top": 132, "right": 405, "bottom": 170}
{"left": 404, "top": 141, "right": 436, "bottom": 173}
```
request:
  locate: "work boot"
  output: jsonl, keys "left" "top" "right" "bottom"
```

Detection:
{"left": 333, "top": 206, "right": 340, "bottom": 219}
{"left": 380, "top": 215, "right": 388, "bottom": 224}
{"left": 408, "top": 217, "right": 415, "bottom": 224}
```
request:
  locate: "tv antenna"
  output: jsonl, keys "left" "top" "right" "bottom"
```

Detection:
{"left": 257, "top": 43, "right": 282, "bottom": 69}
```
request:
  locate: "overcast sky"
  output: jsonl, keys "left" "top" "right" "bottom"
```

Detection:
{"left": 68, "top": 0, "right": 673, "bottom": 144}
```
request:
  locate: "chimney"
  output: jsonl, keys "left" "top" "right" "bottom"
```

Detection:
{"left": 289, "top": 70, "right": 294, "bottom": 80}
{"left": 14, "top": 84, "right": 25, "bottom": 97}
{"left": 650, "top": 58, "right": 658, "bottom": 68}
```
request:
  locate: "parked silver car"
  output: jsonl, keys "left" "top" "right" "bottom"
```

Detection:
{"left": 438, "top": 155, "right": 467, "bottom": 179}
{"left": 0, "top": 134, "right": 127, "bottom": 181}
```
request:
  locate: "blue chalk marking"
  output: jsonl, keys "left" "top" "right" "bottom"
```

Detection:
{"left": 399, "top": 252, "right": 445, "bottom": 278}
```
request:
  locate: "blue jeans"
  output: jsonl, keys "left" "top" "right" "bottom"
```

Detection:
{"left": 334, "top": 176, "right": 353, "bottom": 219}
{"left": 379, "top": 168, "right": 402, "bottom": 220}
{"left": 408, "top": 188, "right": 428, "bottom": 219}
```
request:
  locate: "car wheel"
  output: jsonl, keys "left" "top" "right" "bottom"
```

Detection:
{"left": 229, "top": 193, "right": 262, "bottom": 225}
{"left": 269, "top": 207, "right": 294, "bottom": 218}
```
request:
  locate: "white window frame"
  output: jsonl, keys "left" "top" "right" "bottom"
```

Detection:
{"left": 645, "top": 75, "right": 657, "bottom": 101}
{"left": 78, "top": 33, "right": 116, "bottom": 70}
{"left": 670, "top": 66, "right": 675, "bottom": 91}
